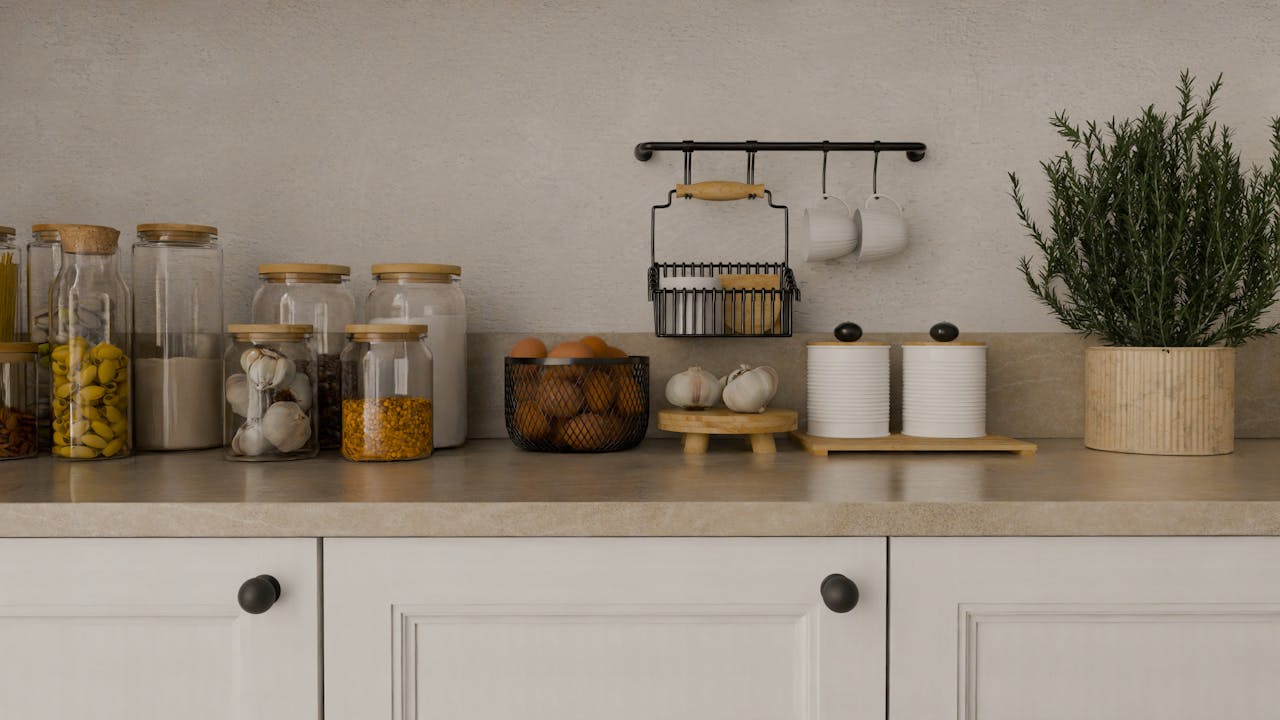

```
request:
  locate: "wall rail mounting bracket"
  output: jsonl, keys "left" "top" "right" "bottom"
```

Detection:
{"left": 634, "top": 140, "right": 927, "bottom": 163}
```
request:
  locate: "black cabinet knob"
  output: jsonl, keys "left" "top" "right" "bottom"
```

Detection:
{"left": 238, "top": 574, "right": 281, "bottom": 614}
{"left": 820, "top": 573, "right": 860, "bottom": 613}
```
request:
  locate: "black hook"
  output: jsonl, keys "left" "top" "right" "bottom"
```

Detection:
{"left": 872, "top": 142, "right": 881, "bottom": 195}
{"left": 682, "top": 145, "right": 693, "bottom": 186}
{"left": 821, "top": 143, "right": 830, "bottom": 196}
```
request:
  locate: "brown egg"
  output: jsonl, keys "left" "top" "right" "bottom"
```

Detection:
{"left": 582, "top": 371, "right": 617, "bottom": 414}
{"left": 510, "top": 337, "right": 548, "bottom": 358}
{"left": 598, "top": 345, "right": 630, "bottom": 380}
{"left": 599, "top": 345, "right": 627, "bottom": 359}
{"left": 564, "top": 413, "right": 609, "bottom": 450}
{"left": 538, "top": 378, "right": 584, "bottom": 418}
{"left": 513, "top": 403, "right": 551, "bottom": 441}
{"left": 579, "top": 335, "right": 609, "bottom": 356}
{"left": 615, "top": 377, "right": 646, "bottom": 416}
{"left": 549, "top": 341, "right": 595, "bottom": 359}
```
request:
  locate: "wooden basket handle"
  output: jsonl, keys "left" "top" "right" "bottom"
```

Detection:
{"left": 675, "top": 181, "right": 766, "bottom": 201}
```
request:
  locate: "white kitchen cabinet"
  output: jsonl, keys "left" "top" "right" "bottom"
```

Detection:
{"left": 890, "top": 537, "right": 1280, "bottom": 720}
{"left": 0, "top": 538, "right": 320, "bottom": 720}
{"left": 325, "top": 538, "right": 885, "bottom": 720}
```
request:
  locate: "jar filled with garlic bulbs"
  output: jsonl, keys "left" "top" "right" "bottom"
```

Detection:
{"left": 223, "top": 324, "right": 318, "bottom": 461}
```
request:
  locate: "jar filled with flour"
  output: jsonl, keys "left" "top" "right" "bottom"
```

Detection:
{"left": 365, "top": 264, "right": 466, "bottom": 447}
{"left": 132, "top": 224, "right": 224, "bottom": 450}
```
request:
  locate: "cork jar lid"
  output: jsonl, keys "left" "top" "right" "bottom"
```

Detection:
{"left": 345, "top": 323, "right": 429, "bottom": 340}
{"left": 371, "top": 263, "right": 461, "bottom": 277}
{"left": 50, "top": 224, "right": 121, "bottom": 255}
{"left": 137, "top": 223, "right": 218, "bottom": 242}
{"left": 227, "top": 323, "right": 313, "bottom": 341}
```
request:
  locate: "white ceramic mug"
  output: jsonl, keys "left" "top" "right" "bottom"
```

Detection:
{"left": 801, "top": 195, "right": 859, "bottom": 262}
{"left": 853, "top": 194, "right": 908, "bottom": 262}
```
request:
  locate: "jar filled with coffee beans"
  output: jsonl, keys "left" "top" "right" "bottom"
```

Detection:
{"left": 251, "top": 264, "right": 355, "bottom": 449}
{"left": 0, "top": 342, "right": 38, "bottom": 459}
{"left": 340, "top": 324, "right": 433, "bottom": 462}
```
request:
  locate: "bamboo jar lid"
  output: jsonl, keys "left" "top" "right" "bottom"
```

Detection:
{"left": 0, "top": 342, "right": 38, "bottom": 353}
{"left": 258, "top": 263, "right": 350, "bottom": 279}
{"left": 0, "top": 227, "right": 14, "bottom": 237}
{"left": 807, "top": 341, "right": 890, "bottom": 347}
{"left": 227, "top": 323, "right": 314, "bottom": 341}
{"left": 137, "top": 223, "right": 218, "bottom": 242}
{"left": 345, "top": 323, "right": 429, "bottom": 341}
{"left": 49, "top": 224, "right": 121, "bottom": 255}
{"left": 371, "top": 263, "right": 461, "bottom": 277}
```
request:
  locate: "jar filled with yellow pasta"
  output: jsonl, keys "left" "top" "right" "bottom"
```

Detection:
{"left": 48, "top": 225, "right": 131, "bottom": 460}
{"left": 340, "top": 324, "right": 432, "bottom": 461}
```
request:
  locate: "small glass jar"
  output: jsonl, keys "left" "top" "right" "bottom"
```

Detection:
{"left": 49, "top": 225, "right": 131, "bottom": 460}
{"left": 365, "top": 263, "right": 466, "bottom": 448}
{"left": 0, "top": 342, "right": 38, "bottom": 459}
{"left": 251, "top": 264, "right": 356, "bottom": 449}
{"left": 224, "top": 324, "right": 318, "bottom": 462}
{"left": 340, "top": 323, "right": 432, "bottom": 461}
{"left": 26, "top": 224, "right": 62, "bottom": 450}
{"left": 132, "top": 224, "right": 224, "bottom": 450}
{"left": 0, "top": 227, "right": 21, "bottom": 343}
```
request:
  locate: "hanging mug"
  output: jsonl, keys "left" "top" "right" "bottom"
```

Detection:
{"left": 801, "top": 195, "right": 860, "bottom": 262}
{"left": 853, "top": 194, "right": 908, "bottom": 262}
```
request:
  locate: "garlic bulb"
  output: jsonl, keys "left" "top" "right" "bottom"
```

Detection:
{"left": 231, "top": 422, "right": 272, "bottom": 456}
{"left": 279, "top": 372, "right": 313, "bottom": 412}
{"left": 225, "top": 373, "right": 250, "bottom": 417}
{"left": 239, "top": 347, "right": 264, "bottom": 373}
{"left": 720, "top": 364, "right": 779, "bottom": 413}
{"left": 665, "top": 366, "right": 721, "bottom": 409}
{"left": 247, "top": 350, "right": 296, "bottom": 391}
{"left": 262, "top": 401, "right": 311, "bottom": 452}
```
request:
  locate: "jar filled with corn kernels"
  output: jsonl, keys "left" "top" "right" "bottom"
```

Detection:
{"left": 340, "top": 324, "right": 432, "bottom": 461}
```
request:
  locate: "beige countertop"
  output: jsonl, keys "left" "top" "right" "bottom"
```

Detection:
{"left": 1, "top": 438, "right": 1279, "bottom": 537}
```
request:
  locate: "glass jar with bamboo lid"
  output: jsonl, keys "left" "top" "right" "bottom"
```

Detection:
{"left": 340, "top": 323, "right": 433, "bottom": 461}
{"left": 48, "top": 225, "right": 132, "bottom": 460}
{"left": 224, "top": 323, "right": 319, "bottom": 462}
{"left": 0, "top": 227, "right": 21, "bottom": 343}
{"left": 132, "top": 223, "right": 223, "bottom": 450}
{"left": 251, "top": 264, "right": 356, "bottom": 450}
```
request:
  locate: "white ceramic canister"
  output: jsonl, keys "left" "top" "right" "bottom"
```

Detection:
{"left": 806, "top": 341, "right": 890, "bottom": 438}
{"left": 365, "top": 264, "right": 467, "bottom": 448}
{"left": 901, "top": 342, "right": 987, "bottom": 438}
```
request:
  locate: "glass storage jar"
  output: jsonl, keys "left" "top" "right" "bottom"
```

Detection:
{"left": 0, "top": 227, "right": 21, "bottom": 343}
{"left": 251, "top": 264, "right": 355, "bottom": 449}
{"left": 224, "top": 324, "right": 318, "bottom": 461}
{"left": 0, "top": 342, "right": 38, "bottom": 459}
{"left": 132, "top": 223, "right": 224, "bottom": 450}
{"left": 340, "top": 323, "right": 432, "bottom": 461}
{"left": 48, "top": 225, "right": 131, "bottom": 460}
{"left": 365, "top": 263, "right": 466, "bottom": 448}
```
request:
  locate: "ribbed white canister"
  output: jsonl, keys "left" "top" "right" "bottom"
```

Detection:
{"left": 902, "top": 342, "right": 987, "bottom": 438}
{"left": 806, "top": 341, "right": 890, "bottom": 438}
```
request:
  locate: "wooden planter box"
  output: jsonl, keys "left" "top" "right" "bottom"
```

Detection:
{"left": 1084, "top": 347, "right": 1235, "bottom": 455}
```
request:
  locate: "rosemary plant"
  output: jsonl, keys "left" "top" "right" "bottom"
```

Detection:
{"left": 1012, "top": 72, "right": 1280, "bottom": 347}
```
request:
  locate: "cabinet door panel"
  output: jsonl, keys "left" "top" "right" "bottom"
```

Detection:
{"left": 890, "top": 537, "right": 1280, "bottom": 720}
{"left": 326, "top": 538, "right": 885, "bottom": 720}
{"left": 0, "top": 538, "right": 319, "bottom": 720}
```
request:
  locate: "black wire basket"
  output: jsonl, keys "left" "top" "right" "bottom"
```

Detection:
{"left": 504, "top": 357, "right": 650, "bottom": 453}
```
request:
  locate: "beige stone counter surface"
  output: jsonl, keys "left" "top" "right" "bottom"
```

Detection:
{"left": 1, "top": 439, "right": 1279, "bottom": 537}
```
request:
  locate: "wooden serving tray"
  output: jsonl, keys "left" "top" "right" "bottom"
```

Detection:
{"left": 659, "top": 408, "right": 798, "bottom": 454}
{"left": 790, "top": 431, "right": 1037, "bottom": 457}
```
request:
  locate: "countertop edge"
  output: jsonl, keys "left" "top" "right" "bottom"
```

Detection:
{"left": 4, "top": 500, "right": 1280, "bottom": 538}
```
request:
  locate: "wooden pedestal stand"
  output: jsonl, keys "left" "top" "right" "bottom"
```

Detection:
{"left": 658, "top": 408, "right": 798, "bottom": 454}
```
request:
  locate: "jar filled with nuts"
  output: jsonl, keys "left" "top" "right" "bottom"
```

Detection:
{"left": 224, "top": 324, "right": 318, "bottom": 461}
{"left": 48, "top": 225, "right": 132, "bottom": 460}
{"left": 340, "top": 324, "right": 432, "bottom": 462}
{"left": 0, "top": 342, "right": 38, "bottom": 459}
{"left": 251, "top": 264, "right": 356, "bottom": 450}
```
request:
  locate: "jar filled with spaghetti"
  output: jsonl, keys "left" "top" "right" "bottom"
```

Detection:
{"left": 340, "top": 324, "right": 432, "bottom": 461}
{"left": 0, "top": 227, "right": 21, "bottom": 343}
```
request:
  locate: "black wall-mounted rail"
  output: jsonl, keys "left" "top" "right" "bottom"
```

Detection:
{"left": 634, "top": 140, "right": 927, "bottom": 163}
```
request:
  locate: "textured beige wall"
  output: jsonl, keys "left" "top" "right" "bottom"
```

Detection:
{"left": 2, "top": 0, "right": 1280, "bottom": 335}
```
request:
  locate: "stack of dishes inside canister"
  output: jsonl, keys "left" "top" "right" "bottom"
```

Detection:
{"left": 806, "top": 341, "right": 890, "bottom": 438}
{"left": 901, "top": 342, "right": 987, "bottom": 438}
